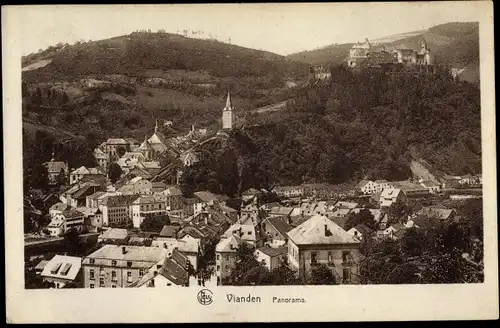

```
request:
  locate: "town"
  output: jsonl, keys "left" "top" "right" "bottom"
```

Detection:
{"left": 24, "top": 87, "right": 484, "bottom": 289}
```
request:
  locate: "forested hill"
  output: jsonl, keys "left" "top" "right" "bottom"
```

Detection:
{"left": 22, "top": 31, "right": 310, "bottom": 82}
{"left": 182, "top": 67, "right": 481, "bottom": 196}
{"left": 286, "top": 22, "right": 479, "bottom": 83}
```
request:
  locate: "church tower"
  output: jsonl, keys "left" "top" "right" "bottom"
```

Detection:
{"left": 222, "top": 91, "right": 235, "bottom": 130}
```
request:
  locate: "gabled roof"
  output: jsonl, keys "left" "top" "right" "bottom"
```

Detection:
{"left": 107, "top": 138, "right": 128, "bottom": 145}
{"left": 61, "top": 208, "right": 85, "bottom": 219}
{"left": 265, "top": 217, "right": 292, "bottom": 238}
{"left": 269, "top": 206, "right": 294, "bottom": 216}
{"left": 287, "top": 215, "right": 360, "bottom": 245}
{"left": 223, "top": 223, "right": 257, "bottom": 243}
{"left": 101, "top": 194, "right": 140, "bottom": 207}
{"left": 257, "top": 245, "right": 287, "bottom": 257}
{"left": 193, "top": 191, "right": 219, "bottom": 203}
{"left": 216, "top": 234, "right": 243, "bottom": 252}
{"left": 50, "top": 202, "right": 70, "bottom": 212}
{"left": 329, "top": 216, "right": 350, "bottom": 230}
{"left": 159, "top": 256, "right": 189, "bottom": 286}
{"left": 353, "top": 223, "right": 374, "bottom": 235}
{"left": 380, "top": 188, "right": 403, "bottom": 200}
{"left": 417, "top": 207, "right": 456, "bottom": 221}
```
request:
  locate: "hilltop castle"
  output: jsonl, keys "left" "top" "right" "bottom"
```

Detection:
{"left": 347, "top": 38, "right": 432, "bottom": 69}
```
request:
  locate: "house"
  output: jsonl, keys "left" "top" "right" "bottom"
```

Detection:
{"left": 379, "top": 188, "right": 407, "bottom": 208}
{"left": 117, "top": 176, "right": 152, "bottom": 195}
{"left": 82, "top": 245, "right": 168, "bottom": 288}
{"left": 76, "top": 206, "right": 103, "bottom": 231}
{"left": 347, "top": 223, "right": 374, "bottom": 241}
{"left": 287, "top": 214, "right": 361, "bottom": 283}
{"left": 159, "top": 225, "right": 181, "bottom": 238}
{"left": 161, "top": 186, "right": 184, "bottom": 211}
{"left": 60, "top": 181, "right": 102, "bottom": 208}
{"left": 93, "top": 147, "right": 109, "bottom": 170}
{"left": 441, "top": 175, "right": 462, "bottom": 189}
{"left": 42, "top": 193, "right": 61, "bottom": 211}
{"left": 268, "top": 206, "right": 294, "bottom": 222}
{"left": 44, "top": 157, "right": 69, "bottom": 185}
{"left": 180, "top": 150, "right": 199, "bottom": 167}
{"left": 420, "top": 180, "right": 441, "bottom": 194}
{"left": 41, "top": 255, "right": 82, "bottom": 288}
{"left": 215, "top": 234, "right": 245, "bottom": 285}
{"left": 382, "top": 223, "right": 406, "bottom": 240}
{"left": 261, "top": 216, "right": 292, "bottom": 247}
{"left": 49, "top": 202, "right": 71, "bottom": 219}
{"left": 241, "top": 188, "right": 262, "bottom": 202}
{"left": 255, "top": 246, "right": 287, "bottom": 271}
{"left": 239, "top": 203, "right": 260, "bottom": 226}
{"left": 391, "top": 181, "right": 430, "bottom": 197}
{"left": 47, "top": 208, "right": 85, "bottom": 236}
{"left": 100, "top": 194, "right": 140, "bottom": 227}
{"left": 356, "top": 180, "right": 377, "bottom": 195}
{"left": 272, "top": 185, "right": 304, "bottom": 199}
{"left": 130, "top": 250, "right": 190, "bottom": 288}
{"left": 193, "top": 191, "right": 220, "bottom": 214}
{"left": 98, "top": 228, "right": 129, "bottom": 244}
{"left": 416, "top": 207, "right": 457, "bottom": 221}
{"left": 131, "top": 195, "right": 170, "bottom": 228}
{"left": 373, "top": 180, "right": 391, "bottom": 192}
{"left": 104, "top": 138, "right": 130, "bottom": 158}
{"left": 150, "top": 237, "right": 199, "bottom": 271}
{"left": 459, "top": 174, "right": 477, "bottom": 186}
{"left": 222, "top": 223, "right": 258, "bottom": 247}
{"left": 69, "top": 166, "right": 106, "bottom": 185}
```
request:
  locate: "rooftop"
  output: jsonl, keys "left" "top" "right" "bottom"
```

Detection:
{"left": 98, "top": 228, "right": 129, "bottom": 240}
{"left": 216, "top": 234, "right": 243, "bottom": 253}
{"left": 287, "top": 214, "right": 360, "bottom": 245}
{"left": 159, "top": 225, "right": 181, "bottom": 238}
{"left": 194, "top": 191, "right": 219, "bottom": 203}
{"left": 41, "top": 255, "right": 82, "bottom": 281}
{"left": 265, "top": 216, "right": 292, "bottom": 237}
{"left": 87, "top": 245, "right": 167, "bottom": 263}
{"left": 257, "top": 245, "right": 287, "bottom": 257}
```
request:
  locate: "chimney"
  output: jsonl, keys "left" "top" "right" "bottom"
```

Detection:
{"left": 164, "top": 243, "right": 167, "bottom": 249}
{"left": 122, "top": 246, "right": 127, "bottom": 254}
{"left": 324, "top": 225, "right": 328, "bottom": 237}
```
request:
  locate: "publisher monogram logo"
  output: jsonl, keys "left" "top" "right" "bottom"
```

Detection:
{"left": 197, "top": 289, "right": 213, "bottom": 305}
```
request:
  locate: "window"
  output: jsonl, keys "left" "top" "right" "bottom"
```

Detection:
{"left": 311, "top": 252, "right": 317, "bottom": 264}
{"left": 343, "top": 268, "right": 351, "bottom": 282}
{"left": 90, "top": 259, "right": 95, "bottom": 265}
{"left": 99, "top": 278, "right": 104, "bottom": 287}
{"left": 216, "top": 265, "right": 220, "bottom": 272}
{"left": 127, "top": 272, "right": 132, "bottom": 283}
{"left": 90, "top": 284, "right": 95, "bottom": 289}
{"left": 111, "top": 271, "right": 117, "bottom": 282}
{"left": 328, "top": 252, "right": 333, "bottom": 264}
{"left": 139, "top": 269, "right": 144, "bottom": 277}
{"left": 216, "top": 254, "right": 220, "bottom": 261}
{"left": 342, "top": 251, "right": 350, "bottom": 263}
{"left": 112, "top": 285, "right": 117, "bottom": 288}
{"left": 127, "top": 261, "right": 132, "bottom": 268}
{"left": 111, "top": 260, "right": 117, "bottom": 266}
{"left": 99, "top": 267, "right": 104, "bottom": 275}
{"left": 89, "top": 269, "right": 95, "bottom": 280}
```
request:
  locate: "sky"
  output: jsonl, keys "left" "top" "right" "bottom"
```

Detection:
{"left": 14, "top": 3, "right": 483, "bottom": 57}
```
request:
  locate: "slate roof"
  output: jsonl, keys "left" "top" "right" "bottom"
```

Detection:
{"left": 194, "top": 191, "right": 219, "bottom": 203}
{"left": 41, "top": 255, "right": 82, "bottom": 281}
{"left": 265, "top": 217, "right": 292, "bottom": 238}
{"left": 98, "top": 228, "right": 129, "bottom": 241}
{"left": 257, "top": 245, "right": 287, "bottom": 257}
{"left": 159, "top": 225, "right": 181, "bottom": 238}
{"left": 87, "top": 245, "right": 167, "bottom": 263}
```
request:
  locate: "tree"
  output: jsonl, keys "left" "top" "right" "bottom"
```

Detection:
{"left": 306, "top": 263, "right": 338, "bottom": 285}
{"left": 401, "top": 227, "right": 427, "bottom": 257}
{"left": 61, "top": 228, "right": 86, "bottom": 256}
{"left": 385, "top": 263, "right": 420, "bottom": 284}
{"left": 56, "top": 168, "right": 67, "bottom": 186}
{"left": 116, "top": 146, "right": 127, "bottom": 158}
{"left": 108, "top": 163, "right": 123, "bottom": 184}
{"left": 25, "top": 263, "right": 56, "bottom": 289}
{"left": 345, "top": 208, "right": 376, "bottom": 231}
{"left": 267, "top": 258, "right": 300, "bottom": 285}
{"left": 139, "top": 214, "right": 170, "bottom": 233}
{"left": 30, "top": 163, "right": 49, "bottom": 190}
{"left": 229, "top": 243, "right": 262, "bottom": 285}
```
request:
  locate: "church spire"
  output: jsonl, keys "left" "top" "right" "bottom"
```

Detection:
{"left": 225, "top": 90, "right": 232, "bottom": 109}
{"left": 154, "top": 119, "right": 158, "bottom": 134}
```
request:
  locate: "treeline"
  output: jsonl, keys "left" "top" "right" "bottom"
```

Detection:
{"left": 22, "top": 33, "right": 309, "bottom": 82}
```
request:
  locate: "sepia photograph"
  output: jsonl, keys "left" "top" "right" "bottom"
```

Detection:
{"left": 4, "top": 2, "right": 498, "bottom": 323}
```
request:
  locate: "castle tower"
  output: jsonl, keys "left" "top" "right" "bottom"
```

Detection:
{"left": 222, "top": 91, "right": 235, "bottom": 130}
